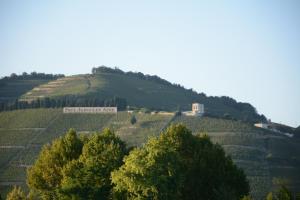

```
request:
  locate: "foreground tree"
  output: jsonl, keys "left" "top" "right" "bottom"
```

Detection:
{"left": 265, "top": 184, "right": 295, "bottom": 200}
{"left": 266, "top": 192, "right": 274, "bottom": 200}
{"left": 241, "top": 195, "right": 253, "bottom": 200}
{"left": 112, "top": 124, "right": 249, "bottom": 200}
{"left": 27, "top": 129, "right": 84, "bottom": 199}
{"left": 276, "top": 185, "right": 292, "bottom": 200}
{"left": 26, "top": 128, "right": 127, "bottom": 200}
{"left": 59, "top": 129, "right": 127, "bottom": 199}
{"left": 6, "top": 186, "right": 26, "bottom": 200}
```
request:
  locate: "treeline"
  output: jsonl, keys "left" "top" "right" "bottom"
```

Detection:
{"left": 0, "top": 96, "right": 127, "bottom": 111}
{"left": 91, "top": 66, "right": 267, "bottom": 123}
{"left": 0, "top": 72, "right": 64, "bottom": 87}
{"left": 0, "top": 72, "right": 64, "bottom": 81}
{"left": 92, "top": 65, "right": 188, "bottom": 90}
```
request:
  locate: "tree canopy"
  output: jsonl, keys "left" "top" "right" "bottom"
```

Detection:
{"left": 59, "top": 129, "right": 127, "bottom": 199}
{"left": 111, "top": 124, "right": 249, "bottom": 200}
{"left": 6, "top": 186, "right": 26, "bottom": 200}
{"left": 16, "top": 124, "right": 251, "bottom": 199}
{"left": 265, "top": 184, "right": 294, "bottom": 200}
{"left": 130, "top": 115, "right": 137, "bottom": 125}
{"left": 27, "top": 129, "right": 83, "bottom": 199}
{"left": 27, "top": 128, "right": 127, "bottom": 200}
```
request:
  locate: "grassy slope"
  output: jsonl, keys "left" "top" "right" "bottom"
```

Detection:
{"left": 0, "top": 79, "right": 51, "bottom": 103}
{"left": 19, "top": 76, "right": 89, "bottom": 101}
{"left": 21, "top": 73, "right": 265, "bottom": 122}
{"left": 21, "top": 73, "right": 193, "bottom": 110}
{"left": 0, "top": 109, "right": 299, "bottom": 199}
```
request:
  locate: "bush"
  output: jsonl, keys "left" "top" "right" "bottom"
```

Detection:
{"left": 130, "top": 115, "right": 137, "bottom": 125}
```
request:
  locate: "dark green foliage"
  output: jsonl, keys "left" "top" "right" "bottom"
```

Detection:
{"left": 0, "top": 72, "right": 64, "bottom": 81}
{"left": 112, "top": 124, "right": 249, "bottom": 200}
{"left": 130, "top": 115, "right": 137, "bottom": 125}
{"left": 26, "top": 128, "right": 127, "bottom": 200}
{"left": 294, "top": 125, "right": 300, "bottom": 138}
{"left": 27, "top": 129, "right": 84, "bottom": 199}
{"left": 276, "top": 185, "right": 292, "bottom": 200}
{"left": 265, "top": 185, "right": 294, "bottom": 200}
{"left": 0, "top": 96, "right": 127, "bottom": 112}
{"left": 92, "top": 66, "right": 178, "bottom": 89}
{"left": 59, "top": 129, "right": 127, "bottom": 199}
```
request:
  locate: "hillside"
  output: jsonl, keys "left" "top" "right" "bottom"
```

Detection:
{"left": 18, "top": 66, "right": 266, "bottom": 123}
{"left": 0, "top": 72, "right": 64, "bottom": 105}
{"left": 0, "top": 109, "right": 299, "bottom": 199}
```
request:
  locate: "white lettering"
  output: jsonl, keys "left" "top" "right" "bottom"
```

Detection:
{"left": 63, "top": 107, "right": 117, "bottom": 114}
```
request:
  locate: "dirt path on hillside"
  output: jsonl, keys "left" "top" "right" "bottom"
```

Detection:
{"left": 84, "top": 76, "right": 91, "bottom": 91}
{"left": 159, "top": 113, "right": 176, "bottom": 133}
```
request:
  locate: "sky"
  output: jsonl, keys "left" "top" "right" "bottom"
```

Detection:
{"left": 0, "top": 0, "right": 299, "bottom": 127}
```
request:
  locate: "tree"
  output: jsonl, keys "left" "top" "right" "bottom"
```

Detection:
{"left": 112, "top": 124, "right": 249, "bottom": 200}
{"left": 294, "top": 125, "right": 300, "bottom": 138}
{"left": 112, "top": 134, "right": 182, "bottom": 199}
{"left": 276, "top": 185, "right": 292, "bottom": 200}
{"left": 27, "top": 128, "right": 127, "bottom": 199}
{"left": 266, "top": 192, "right": 273, "bottom": 200}
{"left": 6, "top": 186, "right": 26, "bottom": 200}
{"left": 265, "top": 185, "right": 294, "bottom": 200}
{"left": 58, "top": 129, "right": 127, "bottom": 200}
{"left": 27, "top": 129, "right": 83, "bottom": 199}
{"left": 130, "top": 115, "right": 137, "bottom": 125}
{"left": 241, "top": 195, "right": 253, "bottom": 200}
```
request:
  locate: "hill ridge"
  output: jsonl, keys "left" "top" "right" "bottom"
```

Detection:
{"left": 4, "top": 66, "right": 266, "bottom": 123}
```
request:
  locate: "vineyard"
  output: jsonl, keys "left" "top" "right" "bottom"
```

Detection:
{"left": 0, "top": 109, "right": 174, "bottom": 196}
{"left": 0, "top": 79, "right": 51, "bottom": 104}
{"left": 20, "top": 76, "right": 90, "bottom": 100}
{"left": 0, "top": 109, "right": 299, "bottom": 199}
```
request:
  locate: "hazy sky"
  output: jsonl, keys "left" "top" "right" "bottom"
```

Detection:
{"left": 0, "top": 0, "right": 299, "bottom": 127}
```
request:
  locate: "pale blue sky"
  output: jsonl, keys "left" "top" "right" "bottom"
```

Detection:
{"left": 0, "top": 0, "right": 299, "bottom": 127}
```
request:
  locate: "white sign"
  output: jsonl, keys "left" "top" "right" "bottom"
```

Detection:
{"left": 63, "top": 107, "right": 117, "bottom": 114}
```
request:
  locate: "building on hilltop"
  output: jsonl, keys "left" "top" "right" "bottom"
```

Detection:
{"left": 192, "top": 103, "right": 204, "bottom": 116}
{"left": 254, "top": 123, "right": 270, "bottom": 129}
{"left": 182, "top": 103, "right": 205, "bottom": 117}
